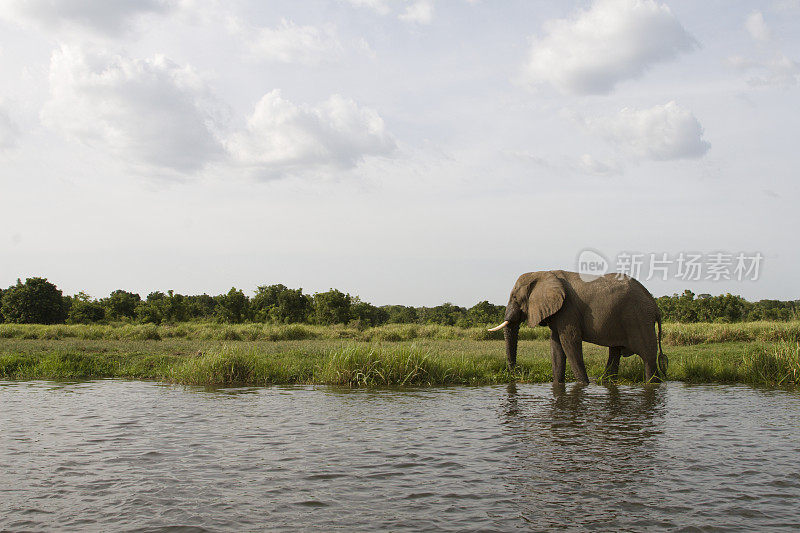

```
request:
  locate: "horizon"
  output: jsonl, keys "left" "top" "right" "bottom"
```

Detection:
{"left": 2, "top": 273, "right": 796, "bottom": 308}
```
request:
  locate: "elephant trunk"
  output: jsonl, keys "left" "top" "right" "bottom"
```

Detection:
{"left": 504, "top": 320, "right": 520, "bottom": 368}
{"left": 502, "top": 302, "right": 524, "bottom": 368}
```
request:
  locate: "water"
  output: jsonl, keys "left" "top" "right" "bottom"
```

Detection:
{"left": 1, "top": 381, "right": 799, "bottom": 532}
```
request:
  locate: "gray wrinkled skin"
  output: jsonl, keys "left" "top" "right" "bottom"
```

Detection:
{"left": 501, "top": 270, "right": 667, "bottom": 383}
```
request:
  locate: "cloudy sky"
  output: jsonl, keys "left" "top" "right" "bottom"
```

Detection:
{"left": 1, "top": 0, "right": 798, "bottom": 305}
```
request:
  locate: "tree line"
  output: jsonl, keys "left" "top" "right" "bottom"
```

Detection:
{"left": 0, "top": 277, "right": 797, "bottom": 326}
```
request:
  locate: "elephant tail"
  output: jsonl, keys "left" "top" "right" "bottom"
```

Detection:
{"left": 657, "top": 316, "right": 663, "bottom": 356}
{"left": 656, "top": 313, "right": 668, "bottom": 377}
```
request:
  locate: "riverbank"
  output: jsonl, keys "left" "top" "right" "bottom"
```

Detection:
{"left": 2, "top": 321, "right": 800, "bottom": 344}
{"left": 1, "top": 323, "right": 798, "bottom": 386}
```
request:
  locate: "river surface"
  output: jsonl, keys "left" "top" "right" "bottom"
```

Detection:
{"left": 1, "top": 381, "right": 799, "bottom": 532}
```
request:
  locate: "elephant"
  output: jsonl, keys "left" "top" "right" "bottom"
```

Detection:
{"left": 489, "top": 270, "right": 667, "bottom": 383}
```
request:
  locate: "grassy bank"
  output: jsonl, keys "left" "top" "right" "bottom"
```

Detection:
{"left": 2, "top": 320, "right": 800, "bottom": 344}
{"left": 1, "top": 322, "right": 799, "bottom": 387}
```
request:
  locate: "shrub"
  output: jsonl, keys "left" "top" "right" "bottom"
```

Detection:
{"left": 1, "top": 277, "right": 68, "bottom": 324}
{"left": 101, "top": 290, "right": 141, "bottom": 320}
{"left": 215, "top": 288, "right": 251, "bottom": 323}
{"left": 312, "top": 289, "right": 352, "bottom": 325}
{"left": 67, "top": 295, "right": 106, "bottom": 324}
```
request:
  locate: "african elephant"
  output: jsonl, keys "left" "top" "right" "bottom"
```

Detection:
{"left": 489, "top": 270, "right": 667, "bottom": 383}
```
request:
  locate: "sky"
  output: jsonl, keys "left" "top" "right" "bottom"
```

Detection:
{"left": 0, "top": 0, "right": 798, "bottom": 306}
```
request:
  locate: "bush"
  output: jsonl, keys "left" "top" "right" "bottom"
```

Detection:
{"left": 418, "top": 303, "right": 467, "bottom": 326}
{"left": 1, "top": 277, "right": 68, "bottom": 324}
{"left": 215, "top": 287, "right": 250, "bottom": 323}
{"left": 101, "top": 290, "right": 141, "bottom": 320}
{"left": 252, "top": 284, "right": 311, "bottom": 323}
{"left": 136, "top": 300, "right": 164, "bottom": 324}
{"left": 312, "top": 289, "right": 352, "bottom": 325}
{"left": 67, "top": 298, "right": 106, "bottom": 324}
{"left": 350, "top": 300, "right": 389, "bottom": 328}
{"left": 384, "top": 305, "right": 418, "bottom": 324}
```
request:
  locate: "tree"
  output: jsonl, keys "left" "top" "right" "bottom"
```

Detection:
{"left": 185, "top": 294, "right": 217, "bottom": 320}
{"left": 418, "top": 302, "right": 466, "bottom": 325}
{"left": 312, "top": 289, "right": 352, "bottom": 325}
{"left": 135, "top": 292, "right": 167, "bottom": 324}
{"left": 1, "top": 277, "right": 68, "bottom": 324}
{"left": 67, "top": 292, "right": 106, "bottom": 324}
{"left": 350, "top": 299, "right": 389, "bottom": 328}
{"left": 252, "top": 284, "right": 311, "bottom": 323}
{"left": 383, "top": 305, "right": 418, "bottom": 324}
{"left": 163, "top": 290, "right": 188, "bottom": 322}
{"left": 216, "top": 287, "right": 250, "bottom": 323}
{"left": 102, "top": 290, "right": 141, "bottom": 320}
{"left": 673, "top": 290, "right": 698, "bottom": 322}
{"left": 463, "top": 300, "right": 505, "bottom": 327}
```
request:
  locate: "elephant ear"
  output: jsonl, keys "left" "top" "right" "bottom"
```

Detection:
{"left": 526, "top": 273, "right": 566, "bottom": 327}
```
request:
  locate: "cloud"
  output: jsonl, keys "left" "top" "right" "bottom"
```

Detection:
{"left": 576, "top": 154, "right": 621, "bottom": 175}
{"left": 399, "top": 1, "right": 434, "bottom": 25}
{"left": 226, "top": 90, "right": 395, "bottom": 178}
{"left": 41, "top": 46, "right": 225, "bottom": 174}
{"left": 579, "top": 101, "right": 710, "bottom": 160}
{"left": 744, "top": 53, "right": 800, "bottom": 87}
{"left": 346, "top": 0, "right": 433, "bottom": 24}
{"left": 745, "top": 11, "right": 771, "bottom": 42}
{"left": 0, "top": 0, "right": 171, "bottom": 35}
{"left": 345, "top": 0, "right": 391, "bottom": 15}
{"left": 247, "top": 19, "right": 344, "bottom": 65}
{"left": 0, "top": 104, "right": 20, "bottom": 151}
{"left": 238, "top": 18, "right": 375, "bottom": 65}
{"left": 729, "top": 12, "right": 799, "bottom": 88}
{"left": 522, "top": 0, "right": 696, "bottom": 95}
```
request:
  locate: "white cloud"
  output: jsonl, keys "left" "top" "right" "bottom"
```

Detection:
{"left": 0, "top": 0, "right": 171, "bottom": 35}
{"left": 580, "top": 101, "right": 710, "bottom": 160}
{"left": 345, "top": 0, "right": 391, "bottom": 15}
{"left": 399, "top": 1, "right": 434, "bottom": 25}
{"left": 745, "top": 11, "right": 771, "bottom": 42}
{"left": 522, "top": 0, "right": 696, "bottom": 95}
{"left": 226, "top": 90, "right": 395, "bottom": 178}
{"left": 745, "top": 53, "right": 800, "bottom": 87}
{"left": 246, "top": 19, "right": 347, "bottom": 65}
{"left": 729, "top": 12, "right": 799, "bottom": 88}
{"left": 41, "top": 46, "right": 225, "bottom": 174}
{"left": 0, "top": 104, "right": 20, "bottom": 151}
{"left": 344, "top": 0, "right": 433, "bottom": 25}
{"left": 577, "top": 154, "right": 621, "bottom": 175}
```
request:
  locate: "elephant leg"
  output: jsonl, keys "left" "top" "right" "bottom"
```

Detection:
{"left": 635, "top": 328, "right": 662, "bottom": 384}
{"left": 603, "top": 346, "right": 621, "bottom": 381}
{"left": 549, "top": 329, "right": 567, "bottom": 384}
{"left": 642, "top": 353, "right": 660, "bottom": 383}
{"left": 558, "top": 328, "right": 589, "bottom": 383}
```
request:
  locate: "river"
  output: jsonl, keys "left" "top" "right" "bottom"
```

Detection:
{"left": 1, "top": 380, "right": 799, "bottom": 531}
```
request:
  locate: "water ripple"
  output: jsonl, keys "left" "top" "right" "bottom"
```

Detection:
{"left": 1, "top": 380, "right": 799, "bottom": 531}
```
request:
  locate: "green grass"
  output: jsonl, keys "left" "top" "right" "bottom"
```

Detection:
{"left": 2, "top": 320, "right": 798, "bottom": 344}
{"left": 1, "top": 322, "right": 798, "bottom": 387}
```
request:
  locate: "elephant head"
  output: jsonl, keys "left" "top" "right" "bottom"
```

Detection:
{"left": 489, "top": 272, "right": 566, "bottom": 367}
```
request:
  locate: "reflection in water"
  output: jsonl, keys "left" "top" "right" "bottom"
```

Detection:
{"left": 1, "top": 380, "right": 799, "bottom": 531}
{"left": 500, "top": 383, "right": 672, "bottom": 529}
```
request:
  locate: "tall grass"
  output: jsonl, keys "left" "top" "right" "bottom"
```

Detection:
{"left": 740, "top": 342, "right": 800, "bottom": 386}
{"left": 4, "top": 321, "right": 797, "bottom": 344}
{"left": 0, "top": 342, "right": 549, "bottom": 386}
{"left": 661, "top": 321, "right": 800, "bottom": 345}
{"left": 2, "top": 322, "right": 800, "bottom": 387}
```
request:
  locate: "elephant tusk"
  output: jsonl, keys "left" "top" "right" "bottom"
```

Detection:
{"left": 487, "top": 321, "right": 509, "bottom": 332}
